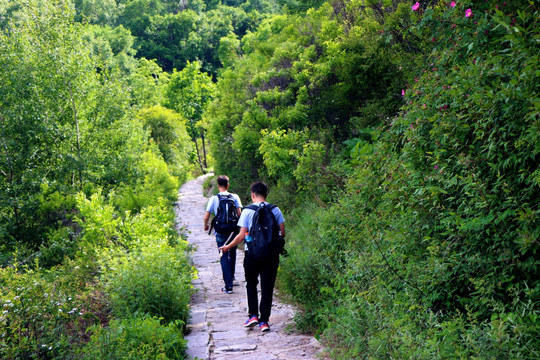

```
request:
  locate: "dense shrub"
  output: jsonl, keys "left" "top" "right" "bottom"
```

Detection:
{"left": 207, "top": 2, "right": 405, "bottom": 203}
{"left": 104, "top": 242, "right": 194, "bottom": 324}
{"left": 114, "top": 150, "right": 180, "bottom": 213}
{"left": 0, "top": 264, "right": 109, "bottom": 359}
{"left": 81, "top": 315, "right": 186, "bottom": 360}
{"left": 138, "top": 106, "right": 194, "bottom": 181}
{"left": 277, "top": 0, "right": 539, "bottom": 358}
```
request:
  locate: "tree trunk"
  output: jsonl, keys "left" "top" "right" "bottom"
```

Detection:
{"left": 69, "top": 85, "right": 83, "bottom": 190}
{"left": 193, "top": 134, "right": 205, "bottom": 173}
{"left": 201, "top": 129, "right": 208, "bottom": 170}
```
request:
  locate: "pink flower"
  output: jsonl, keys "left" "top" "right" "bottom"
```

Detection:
{"left": 402, "top": 89, "right": 405, "bottom": 96}
{"left": 434, "top": 165, "right": 438, "bottom": 170}
{"left": 450, "top": 1, "right": 456, "bottom": 7}
{"left": 465, "top": 8, "right": 472, "bottom": 17}
{"left": 412, "top": 2, "right": 420, "bottom": 11}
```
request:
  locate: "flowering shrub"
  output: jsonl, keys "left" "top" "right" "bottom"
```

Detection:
{"left": 0, "top": 264, "right": 107, "bottom": 359}
{"left": 400, "top": 0, "right": 539, "bottom": 317}
{"left": 280, "top": 0, "right": 539, "bottom": 358}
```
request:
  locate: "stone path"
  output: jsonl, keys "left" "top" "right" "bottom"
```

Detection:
{"left": 175, "top": 174, "right": 326, "bottom": 360}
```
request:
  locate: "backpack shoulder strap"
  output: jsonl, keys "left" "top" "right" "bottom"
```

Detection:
{"left": 265, "top": 204, "right": 278, "bottom": 223}
{"left": 266, "top": 203, "right": 277, "bottom": 211}
{"left": 245, "top": 203, "right": 277, "bottom": 211}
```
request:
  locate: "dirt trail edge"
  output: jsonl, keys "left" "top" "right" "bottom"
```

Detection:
{"left": 175, "top": 174, "right": 326, "bottom": 360}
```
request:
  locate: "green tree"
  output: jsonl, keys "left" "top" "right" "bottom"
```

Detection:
{"left": 137, "top": 10, "right": 198, "bottom": 72}
{"left": 0, "top": 0, "right": 146, "bottom": 248}
{"left": 138, "top": 106, "right": 194, "bottom": 180}
{"left": 208, "top": 3, "right": 404, "bottom": 202}
{"left": 82, "top": 24, "right": 138, "bottom": 75}
{"left": 73, "top": 0, "right": 119, "bottom": 25}
{"left": 128, "top": 58, "right": 170, "bottom": 107}
{"left": 164, "top": 61, "right": 215, "bottom": 173}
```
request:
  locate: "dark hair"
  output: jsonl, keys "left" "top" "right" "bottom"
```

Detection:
{"left": 217, "top": 175, "right": 229, "bottom": 187}
{"left": 250, "top": 181, "right": 268, "bottom": 198}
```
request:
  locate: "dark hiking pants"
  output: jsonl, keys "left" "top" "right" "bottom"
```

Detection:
{"left": 243, "top": 250, "right": 280, "bottom": 323}
{"left": 216, "top": 232, "right": 237, "bottom": 289}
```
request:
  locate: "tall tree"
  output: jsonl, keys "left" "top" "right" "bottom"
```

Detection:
{"left": 0, "top": 0, "right": 145, "bottom": 247}
{"left": 164, "top": 61, "right": 215, "bottom": 173}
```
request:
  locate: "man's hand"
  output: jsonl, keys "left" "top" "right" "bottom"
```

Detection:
{"left": 203, "top": 211, "right": 211, "bottom": 232}
{"left": 219, "top": 245, "right": 228, "bottom": 253}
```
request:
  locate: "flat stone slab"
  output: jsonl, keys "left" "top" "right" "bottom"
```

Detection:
{"left": 214, "top": 344, "right": 258, "bottom": 353}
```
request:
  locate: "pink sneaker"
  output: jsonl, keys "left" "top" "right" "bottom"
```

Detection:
{"left": 244, "top": 316, "right": 259, "bottom": 327}
{"left": 259, "top": 322, "right": 270, "bottom": 332}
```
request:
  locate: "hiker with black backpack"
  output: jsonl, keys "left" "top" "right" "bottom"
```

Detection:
{"left": 219, "top": 181, "right": 285, "bottom": 332}
{"left": 204, "top": 175, "right": 242, "bottom": 294}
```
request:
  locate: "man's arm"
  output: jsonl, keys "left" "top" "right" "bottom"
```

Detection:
{"left": 220, "top": 227, "right": 247, "bottom": 252}
{"left": 235, "top": 194, "right": 242, "bottom": 217}
{"left": 279, "top": 223, "right": 285, "bottom": 238}
{"left": 204, "top": 211, "right": 211, "bottom": 231}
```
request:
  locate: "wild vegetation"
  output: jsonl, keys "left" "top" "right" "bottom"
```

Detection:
{"left": 0, "top": 0, "right": 538, "bottom": 358}
{"left": 0, "top": 0, "right": 278, "bottom": 358}
{"left": 207, "top": 0, "right": 539, "bottom": 358}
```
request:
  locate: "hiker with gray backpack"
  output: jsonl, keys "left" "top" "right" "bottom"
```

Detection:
{"left": 204, "top": 175, "right": 243, "bottom": 294}
{"left": 219, "top": 181, "right": 285, "bottom": 332}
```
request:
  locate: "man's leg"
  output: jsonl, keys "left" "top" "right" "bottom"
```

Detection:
{"left": 243, "top": 251, "right": 260, "bottom": 318}
{"left": 216, "top": 233, "right": 233, "bottom": 290}
{"left": 230, "top": 244, "right": 237, "bottom": 281}
{"left": 258, "top": 255, "right": 279, "bottom": 323}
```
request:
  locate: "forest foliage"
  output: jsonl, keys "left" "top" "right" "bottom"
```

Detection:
{"left": 207, "top": 0, "right": 539, "bottom": 358}
{"left": 0, "top": 0, "right": 538, "bottom": 358}
{"left": 0, "top": 0, "right": 280, "bottom": 358}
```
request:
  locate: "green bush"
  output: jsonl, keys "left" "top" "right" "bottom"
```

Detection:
{"left": 81, "top": 315, "right": 187, "bottom": 360}
{"left": 115, "top": 150, "right": 180, "bottom": 213}
{"left": 279, "top": 1, "right": 539, "bottom": 358}
{"left": 138, "top": 105, "right": 194, "bottom": 182}
{"left": 0, "top": 263, "right": 106, "bottom": 360}
{"left": 37, "top": 227, "right": 78, "bottom": 269}
{"left": 104, "top": 242, "right": 194, "bottom": 324}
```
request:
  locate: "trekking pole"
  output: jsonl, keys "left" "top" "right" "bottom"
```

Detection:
{"left": 219, "top": 231, "right": 236, "bottom": 258}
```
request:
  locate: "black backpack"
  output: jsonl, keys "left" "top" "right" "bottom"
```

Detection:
{"left": 246, "top": 203, "right": 283, "bottom": 259}
{"left": 213, "top": 194, "right": 239, "bottom": 234}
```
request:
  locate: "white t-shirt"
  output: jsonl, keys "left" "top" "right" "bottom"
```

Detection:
{"left": 206, "top": 191, "right": 243, "bottom": 215}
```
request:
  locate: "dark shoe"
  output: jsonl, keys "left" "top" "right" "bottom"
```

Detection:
{"left": 221, "top": 287, "right": 233, "bottom": 294}
{"left": 244, "top": 316, "right": 259, "bottom": 327}
{"left": 259, "top": 321, "right": 270, "bottom": 332}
